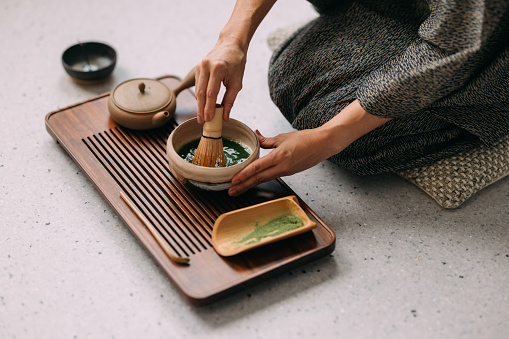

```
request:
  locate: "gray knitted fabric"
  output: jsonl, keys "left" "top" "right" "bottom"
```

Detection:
{"left": 268, "top": 0, "right": 509, "bottom": 176}
{"left": 266, "top": 0, "right": 509, "bottom": 208}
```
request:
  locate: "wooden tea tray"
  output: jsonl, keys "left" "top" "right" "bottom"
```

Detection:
{"left": 45, "top": 75, "right": 336, "bottom": 305}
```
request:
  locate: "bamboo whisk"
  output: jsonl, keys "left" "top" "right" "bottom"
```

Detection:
{"left": 192, "top": 104, "right": 226, "bottom": 167}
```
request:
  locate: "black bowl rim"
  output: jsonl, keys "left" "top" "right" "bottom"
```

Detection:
{"left": 61, "top": 41, "right": 117, "bottom": 79}
{"left": 62, "top": 41, "right": 117, "bottom": 67}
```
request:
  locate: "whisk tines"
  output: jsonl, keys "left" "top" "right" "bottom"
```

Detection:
{"left": 192, "top": 104, "right": 226, "bottom": 167}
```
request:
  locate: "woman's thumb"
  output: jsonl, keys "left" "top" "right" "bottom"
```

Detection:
{"left": 255, "top": 130, "right": 277, "bottom": 149}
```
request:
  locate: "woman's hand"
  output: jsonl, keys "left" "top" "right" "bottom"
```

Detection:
{"left": 227, "top": 100, "right": 392, "bottom": 196}
{"left": 228, "top": 129, "right": 336, "bottom": 196}
{"left": 195, "top": 0, "right": 277, "bottom": 123}
{"left": 195, "top": 40, "right": 246, "bottom": 123}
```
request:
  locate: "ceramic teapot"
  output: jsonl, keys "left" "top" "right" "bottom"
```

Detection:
{"left": 108, "top": 68, "right": 195, "bottom": 130}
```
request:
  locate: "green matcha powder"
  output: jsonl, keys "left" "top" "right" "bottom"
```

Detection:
{"left": 236, "top": 214, "right": 304, "bottom": 245}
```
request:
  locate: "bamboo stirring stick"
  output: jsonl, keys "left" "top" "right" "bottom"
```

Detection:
{"left": 119, "top": 191, "right": 190, "bottom": 265}
{"left": 192, "top": 104, "right": 226, "bottom": 167}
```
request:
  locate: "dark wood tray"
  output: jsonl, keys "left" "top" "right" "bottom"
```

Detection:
{"left": 45, "top": 75, "right": 336, "bottom": 305}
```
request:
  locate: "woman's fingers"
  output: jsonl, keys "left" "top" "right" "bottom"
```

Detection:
{"left": 195, "top": 64, "right": 209, "bottom": 124}
{"left": 195, "top": 40, "right": 247, "bottom": 123}
{"left": 203, "top": 69, "right": 223, "bottom": 121}
{"left": 196, "top": 61, "right": 223, "bottom": 123}
{"left": 222, "top": 85, "right": 240, "bottom": 119}
{"left": 229, "top": 167, "right": 280, "bottom": 196}
{"left": 232, "top": 152, "right": 274, "bottom": 184}
{"left": 195, "top": 61, "right": 239, "bottom": 122}
{"left": 255, "top": 130, "right": 278, "bottom": 149}
{"left": 229, "top": 155, "right": 279, "bottom": 196}
{"left": 228, "top": 129, "right": 335, "bottom": 196}
{"left": 229, "top": 133, "right": 291, "bottom": 196}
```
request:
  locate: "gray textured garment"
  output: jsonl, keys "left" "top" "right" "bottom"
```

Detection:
{"left": 268, "top": 0, "right": 509, "bottom": 175}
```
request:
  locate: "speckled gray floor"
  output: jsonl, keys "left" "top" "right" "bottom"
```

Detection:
{"left": 1, "top": 1, "right": 508, "bottom": 338}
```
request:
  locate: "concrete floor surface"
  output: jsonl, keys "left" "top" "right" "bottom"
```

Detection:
{"left": 1, "top": 0, "right": 508, "bottom": 338}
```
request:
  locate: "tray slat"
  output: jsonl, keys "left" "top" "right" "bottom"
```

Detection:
{"left": 45, "top": 75, "right": 336, "bottom": 305}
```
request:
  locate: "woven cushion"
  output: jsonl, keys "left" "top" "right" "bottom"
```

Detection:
{"left": 267, "top": 20, "right": 314, "bottom": 52}
{"left": 267, "top": 23, "right": 509, "bottom": 208}
{"left": 396, "top": 134, "right": 509, "bottom": 208}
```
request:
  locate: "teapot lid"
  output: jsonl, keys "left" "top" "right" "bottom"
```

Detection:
{"left": 111, "top": 78, "right": 172, "bottom": 113}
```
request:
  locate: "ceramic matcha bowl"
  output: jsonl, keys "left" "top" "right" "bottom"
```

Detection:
{"left": 166, "top": 117, "right": 260, "bottom": 190}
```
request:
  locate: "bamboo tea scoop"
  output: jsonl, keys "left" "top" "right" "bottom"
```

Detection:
{"left": 120, "top": 191, "right": 190, "bottom": 265}
{"left": 212, "top": 196, "right": 317, "bottom": 256}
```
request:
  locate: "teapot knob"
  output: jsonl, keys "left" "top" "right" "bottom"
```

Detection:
{"left": 138, "top": 82, "right": 145, "bottom": 94}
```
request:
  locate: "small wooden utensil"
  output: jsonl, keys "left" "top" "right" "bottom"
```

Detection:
{"left": 192, "top": 104, "right": 225, "bottom": 167}
{"left": 120, "top": 191, "right": 190, "bottom": 265}
{"left": 212, "top": 196, "right": 317, "bottom": 256}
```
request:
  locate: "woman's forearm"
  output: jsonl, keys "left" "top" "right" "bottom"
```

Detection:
{"left": 218, "top": 0, "right": 277, "bottom": 52}
{"left": 317, "top": 100, "right": 392, "bottom": 157}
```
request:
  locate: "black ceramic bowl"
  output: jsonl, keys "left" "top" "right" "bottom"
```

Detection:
{"left": 62, "top": 41, "right": 116, "bottom": 83}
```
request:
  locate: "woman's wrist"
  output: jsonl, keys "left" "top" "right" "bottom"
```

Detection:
{"left": 217, "top": 29, "right": 250, "bottom": 54}
{"left": 218, "top": 0, "right": 277, "bottom": 53}
{"left": 317, "top": 100, "right": 392, "bottom": 157}
{"left": 315, "top": 124, "right": 349, "bottom": 158}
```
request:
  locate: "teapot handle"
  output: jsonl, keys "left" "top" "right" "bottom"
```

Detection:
{"left": 173, "top": 67, "right": 196, "bottom": 97}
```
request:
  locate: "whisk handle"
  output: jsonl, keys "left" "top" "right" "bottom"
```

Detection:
{"left": 203, "top": 104, "right": 224, "bottom": 139}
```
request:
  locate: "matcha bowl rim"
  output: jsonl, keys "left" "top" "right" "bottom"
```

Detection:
{"left": 166, "top": 117, "right": 260, "bottom": 190}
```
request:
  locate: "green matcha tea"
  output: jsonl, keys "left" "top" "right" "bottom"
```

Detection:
{"left": 178, "top": 138, "right": 251, "bottom": 167}
{"left": 236, "top": 214, "right": 304, "bottom": 245}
